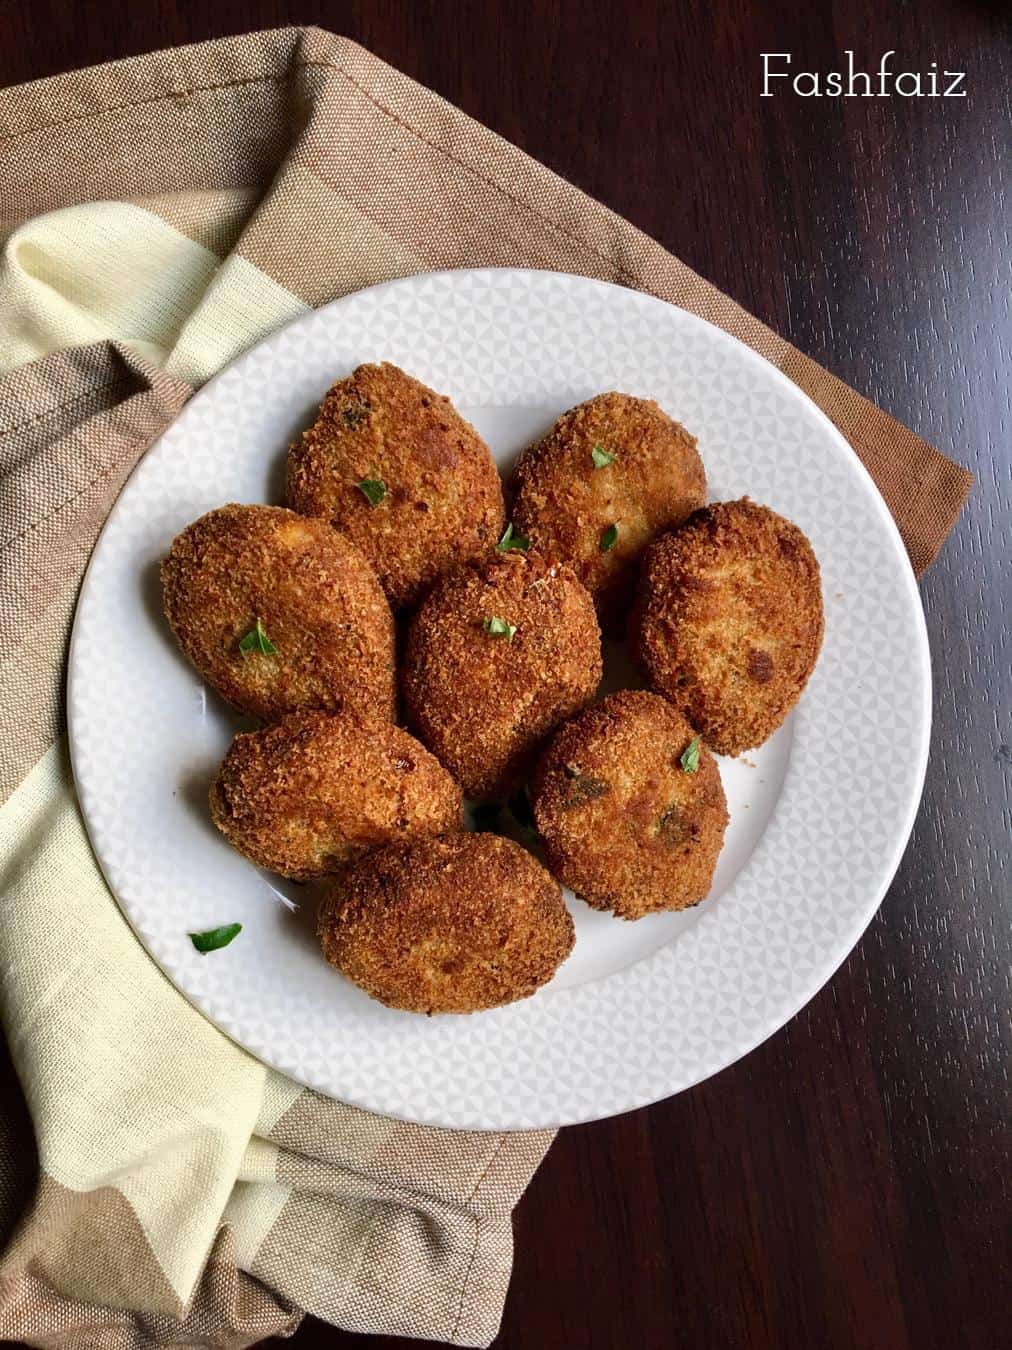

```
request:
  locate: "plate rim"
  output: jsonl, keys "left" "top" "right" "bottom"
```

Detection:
{"left": 67, "top": 266, "right": 932, "bottom": 1129}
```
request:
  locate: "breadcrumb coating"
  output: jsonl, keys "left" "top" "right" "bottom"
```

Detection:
{"left": 634, "top": 499, "right": 823, "bottom": 755}
{"left": 161, "top": 504, "right": 396, "bottom": 721}
{"left": 402, "top": 552, "right": 602, "bottom": 800}
{"left": 318, "top": 833, "right": 574, "bottom": 1013}
{"left": 532, "top": 690, "right": 728, "bottom": 919}
{"left": 210, "top": 711, "right": 462, "bottom": 879}
{"left": 511, "top": 392, "right": 706, "bottom": 633}
{"left": 287, "top": 362, "right": 504, "bottom": 608}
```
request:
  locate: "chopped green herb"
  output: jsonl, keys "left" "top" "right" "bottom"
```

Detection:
{"left": 238, "top": 617, "right": 277, "bottom": 657}
{"left": 357, "top": 477, "right": 387, "bottom": 507}
{"left": 591, "top": 444, "right": 616, "bottom": 469}
{"left": 482, "top": 616, "right": 517, "bottom": 641}
{"left": 680, "top": 735, "right": 701, "bottom": 774}
{"left": 189, "top": 922, "right": 242, "bottom": 954}
{"left": 472, "top": 802, "right": 503, "bottom": 833}
{"left": 599, "top": 523, "right": 619, "bottom": 552}
{"left": 497, "top": 522, "right": 530, "bottom": 553}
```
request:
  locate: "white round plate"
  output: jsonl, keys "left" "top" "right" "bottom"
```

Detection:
{"left": 69, "top": 269, "right": 930, "bottom": 1130}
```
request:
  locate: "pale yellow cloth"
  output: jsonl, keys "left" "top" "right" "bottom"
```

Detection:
{"left": 0, "top": 200, "right": 310, "bottom": 382}
{"left": 1, "top": 745, "right": 274, "bottom": 1308}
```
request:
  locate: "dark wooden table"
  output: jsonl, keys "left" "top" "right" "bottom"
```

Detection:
{"left": 3, "top": 2, "right": 1008, "bottom": 1347}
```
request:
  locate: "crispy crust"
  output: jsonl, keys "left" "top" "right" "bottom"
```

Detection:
{"left": 161, "top": 504, "right": 396, "bottom": 721}
{"left": 286, "top": 362, "right": 505, "bottom": 608}
{"left": 532, "top": 690, "right": 728, "bottom": 920}
{"left": 210, "top": 711, "right": 463, "bottom": 879}
{"left": 511, "top": 393, "right": 706, "bottom": 634}
{"left": 318, "top": 833, "right": 574, "bottom": 1013}
{"left": 634, "top": 498, "right": 824, "bottom": 755}
{"left": 401, "top": 553, "right": 602, "bottom": 800}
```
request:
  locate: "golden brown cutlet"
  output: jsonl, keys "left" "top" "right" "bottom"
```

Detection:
{"left": 532, "top": 690, "right": 728, "bottom": 919}
{"left": 287, "top": 361, "right": 504, "bottom": 609}
{"left": 634, "top": 498, "right": 824, "bottom": 755}
{"left": 318, "top": 832, "right": 574, "bottom": 1013}
{"left": 210, "top": 710, "right": 462, "bottom": 879}
{"left": 401, "top": 552, "right": 602, "bottom": 801}
{"left": 161, "top": 504, "right": 396, "bottom": 721}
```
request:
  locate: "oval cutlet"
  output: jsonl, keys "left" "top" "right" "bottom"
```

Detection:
{"left": 401, "top": 552, "right": 602, "bottom": 801}
{"left": 161, "top": 504, "right": 396, "bottom": 721}
{"left": 286, "top": 361, "right": 505, "bottom": 608}
{"left": 318, "top": 833, "right": 575, "bottom": 1014}
{"left": 511, "top": 392, "right": 706, "bottom": 634}
{"left": 635, "top": 498, "right": 824, "bottom": 755}
{"left": 210, "top": 711, "right": 462, "bottom": 880}
{"left": 532, "top": 690, "right": 728, "bottom": 920}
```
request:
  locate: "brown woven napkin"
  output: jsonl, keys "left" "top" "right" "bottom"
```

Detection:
{"left": 0, "top": 25, "right": 971, "bottom": 1350}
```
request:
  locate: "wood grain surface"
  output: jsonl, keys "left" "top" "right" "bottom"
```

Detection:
{"left": 1, "top": 2, "right": 1008, "bottom": 1348}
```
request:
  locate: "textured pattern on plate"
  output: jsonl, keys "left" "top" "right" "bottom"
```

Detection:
{"left": 68, "top": 270, "right": 930, "bottom": 1129}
